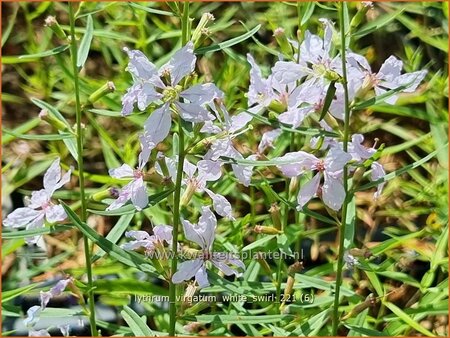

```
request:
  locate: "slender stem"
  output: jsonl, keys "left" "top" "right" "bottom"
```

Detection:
{"left": 68, "top": 3, "right": 97, "bottom": 336}
{"left": 169, "top": 116, "right": 185, "bottom": 336}
{"left": 169, "top": 3, "right": 190, "bottom": 335}
{"left": 332, "top": 3, "right": 351, "bottom": 335}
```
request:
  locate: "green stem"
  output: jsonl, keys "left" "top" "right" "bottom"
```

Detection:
{"left": 169, "top": 116, "right": 185, "bottom": 336}
{"left": 169, "top": 3, "right": 190, "bottom": 336}
{"left": 68, "top": 3, "right": 97, "bottom": 336}
{"left": 332, "top": 3, "right": 351, "bottom": 335}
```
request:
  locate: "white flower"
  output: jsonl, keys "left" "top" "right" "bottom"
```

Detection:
{"left": 348, "top": 53, "right": 427, "bottom": 104}
{"left": 276, "top": 147, "right": 352, "bottom": 211}
{"left": 121, "top": 225, "right": 173, "bottom": 254}
{"left": 122, "top": 42, "right": 223, "bottom": 149}
{"left": 3, "top": 158, "right": 71, "bottom": 244}
{"left": 107, "top": 135, "right": 152, "bottom": 211}
{"left": 172, "top": 206, "right": 245, "bottom": 288}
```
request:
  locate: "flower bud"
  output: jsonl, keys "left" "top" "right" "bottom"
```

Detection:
{"left": 253, "top": 225, "right": 282, "bottom": 235}
{"left": 39, "top": 109, "right": 70, "bottom": 132}
{"left": 269, "top": 203, "right": 282, "bottom": 230}
{"left": 289, "top": 176, "right": 299, "bottom": 195}
{"left": 192, "top": 12, "right": 215, "bottom": 47}
{"left": 91, "top": 188, "right": 119, "bottom": 201}
{"left": 349, "top": 248, "right": 372, "bottom": 259}
{"left": 341, "top": 293, "right": 376, "bottom": 320}
{"left": 44, "top": 16, "right": 67, "bottom": 40}
{"left": 180, "top": 181, "right": 196, "bottom": 207}
{"left": 323, "top": 112, "right": 340, "bottom": 131}
{"left": 181, "top": 283, "right": 198, "bottom": 309}
{"left": 273, "top": 27, "right": 292, "bottom": 57}
{"left": 254, "top": 252, "right": 273, "bottom": 277}
{"left": 350, "top": 2, "right": 373, "bottom": 30}
{"left": 88, "top": 81, "right": 116, "bottom": 104}
{"left": 351, "top": 166, "right": 366, "bottom": 186}
{"left": 268, "top": 100, "right": 286, "bottom": 114}
{"left": 280, "top": 262, "right": 303, "bottom": 310}
{"left": 184, "top": 301, "right": 211, "bottom": 316}
{"left": 67, "top": 279, "right": 85, "bottom": 305}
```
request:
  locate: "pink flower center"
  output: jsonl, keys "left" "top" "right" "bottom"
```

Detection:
{"left": 133, "top": 169, "right": 144, "bottom": 179}
{"left": 366, "top": 72, "right": 380, "bottom": 87}
{"left": 202, "top": 250, "right": 212, "bottom": 261}
{"left": 279, "top": 91, "right": 289, "bottom": 106}
{"left": 41, "top": 201, "right": 51, "bottom": 211}
{"left": 313, "top": 99, "right": 324, "bottom": 112}
{"left": 314, "top": 160, "right": 326, "bottom": 172}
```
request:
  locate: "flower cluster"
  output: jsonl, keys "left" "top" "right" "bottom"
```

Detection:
{"left": 118, "top": 42, "right": 246, "bottom": 288}
{"left": 245, "top": 19, "right": 426, "bottom": 211}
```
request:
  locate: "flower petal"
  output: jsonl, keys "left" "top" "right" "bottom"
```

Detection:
{"left": 258, "top": 128, "right": 282, "bottom": 153}
{"left": 176, "top": 102, "right": 213, "bottom": 123}
{"left": 197, "top": 160, "right": 222, "bottom": 182}
{"left": 324, "top": 146, "right": 352, "bottom": 173}
{"left": 180, "top": 83, "right": 223, "bottom": 106}
{"left": 194, "top": 265, "right": 210, "bottom": 288}
{"left": 182, "top": 206, "right": 216, "bottom": 249}
{"left": 45, "top": 204, "right": 67, "bottom": 223}
{"left": 143, "top": 103, "right": 172, "bottom": 146}
{"left": 131, "top": 178, "right": 148, "bottom": 211}
{"left": 109, "top": 164, "right": 134, "bottom": 179}
{"left": 23, "top": 305, "right": 42, "bottom": 328}
{"left": 43, "top": 158, "right": 62, "bottom": 194}
{"left": 322, "top": 172, "right": 345, "bottom": 211}
{"left": 247, "top": 54, "right": 274, "bottom": 107}
{"left": 296, "top": 172, "right": 321, "bottom": 210}
{"left": 162, "top": 42, "right": 196, "bottom": 86}
{"left": 124, "top": 48, "right": 158, "bottom": 80}
{"left": 172, "top": 259, "right": 203, "bottom": 284}
{"left": 4, "top": 207, "right": 41, "bottom": 228}
{"left": 106, "top": 182, "right": 133, "bottom": 211}
{"left": 125, "top": 230, "right": 151, "bottom": 241}
{"left": 276, "top": 151, "right": 318, "bottom": 177}
{"left": 137, "top": 83, "right": 162, "bottom": 111}
{"left": 153, "top": 225, "right": 173, "bottom": 243}
{"left": 121, "top": 84, "right": 140, "bottom": 116}
{"left": 271, "top": 61, "right": 306, "bottom": 84}
{"left": 205, "top": 189, "right": 234, "bottom": 220}
{"left": 371, "top": 161, "right": 386, "bottom": 199}
{"left": 29, "top": 189, "right": 50, "bottom": 209}
{"left": 211, "top": 258, "right": 241, "bottom": 277}
{"left": 378, "top": 55, "right": 403, "bottom": 81}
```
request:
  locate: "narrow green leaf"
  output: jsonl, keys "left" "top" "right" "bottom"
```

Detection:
{"left": 61, "top": 202, "right": 157, "bottom": 276}
{"left": 2, "top": 285, "right": 36, "bottom": 303}
{"left": 300, "top": 2, "right": 316, "bottom": 26}
{"left": 2, "top": 129, "right": 74, "bottom": 141}
{"left": 343, "top": 195, "right": 355, "bottom": 250}
{"left": 77, "top": 15, "right": 94, "bottom": 68}
{"left": 2, "top": 225, "right": 73, "bottom": 240}
{"left": 183, "top": 314, "right": 293, "bottom": 324}
{"left": 195, "top": 24, "right": 261, "bottom": 54}
{"left": 384, "top": 301, "right": 436, "bottom": 337}
{"left": 2, "top": 118, "right": 40, "bottom": 145}
{"left": 319, "top": 80, "right": 337, "bottom": 121}
{"left": 91, "top": 214, "right": 134, "bottom": 263}
{"left": 10, "top": 45, "right": 69, "bottom": 62}
{"left": 128, "top": 2, "right": 174, "bottom": 16}
{"left": 357, "top": 145, "right": 446, "bottom": 191}
{"left": 353, "top": 84, "right": 408, "bottom": 110}
{"left": 121, "top": 305, "right": 155, "bottom": 337}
